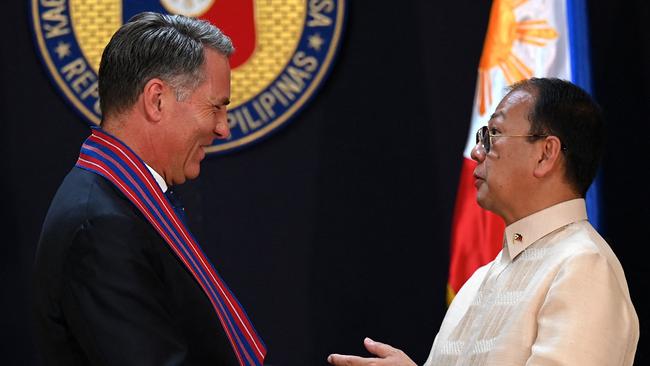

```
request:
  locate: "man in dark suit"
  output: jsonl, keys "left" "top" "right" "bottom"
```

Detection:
{"left": 34, "top": 12, "right": 265, "bottom": 366}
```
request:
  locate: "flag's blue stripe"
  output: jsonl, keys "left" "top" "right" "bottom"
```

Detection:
{"left": 566, "top": 0, "right": 593, "bottom": 93}
{"left": 566, "top": 0, "right": 601, "bottom": 232}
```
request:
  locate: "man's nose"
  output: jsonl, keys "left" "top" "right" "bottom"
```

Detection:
{"left": 214, "top": 117, "right": 230, "bottom": 140}
{"left": 471, "top": 142, "right": 486, "bottom": 163}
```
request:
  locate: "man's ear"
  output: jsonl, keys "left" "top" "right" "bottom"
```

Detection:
{"left": 142, "top": 78, "right": 165, "bottom": 122}
{"left": 533, "top": 136, "right": 563, "bottom": 178}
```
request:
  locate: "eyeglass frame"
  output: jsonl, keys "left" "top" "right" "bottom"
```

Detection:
{"left": 475, "top": 126, "right": 567, "bottom": 153}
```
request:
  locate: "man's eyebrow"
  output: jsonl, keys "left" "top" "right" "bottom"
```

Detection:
{"left": 212, "top": 97, "right": 230, "bottom": 106}
{"left": 490, "top": 111, "right": 504, "bottom": 120}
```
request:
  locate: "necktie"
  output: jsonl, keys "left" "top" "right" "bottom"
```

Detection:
{"left": 165, "top": 187, "right": 187, "bottom": 224}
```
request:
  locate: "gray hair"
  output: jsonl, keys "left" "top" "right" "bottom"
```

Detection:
{"left": 98, "top": 12, "right": 233, "bottom": 119}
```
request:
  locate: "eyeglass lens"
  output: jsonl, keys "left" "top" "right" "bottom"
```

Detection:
{"left": 476, "top": 126, "right": 490, "bottom": 152}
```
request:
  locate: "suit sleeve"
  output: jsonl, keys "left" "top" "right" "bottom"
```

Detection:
{"left": 60, "top": 213, "right": 188, "bottom": 366}
{"left": 525, "top": 252, "right": 638, "bottom": 366}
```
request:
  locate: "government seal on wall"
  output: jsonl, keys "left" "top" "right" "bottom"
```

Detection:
{"left": 30, "top": 0, "right": 346, "bottom": 154}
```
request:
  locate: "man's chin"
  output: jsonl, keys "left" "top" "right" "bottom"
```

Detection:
{"left": 199, "top": 146, "right": 207, "bottom": 159}
{"left": 475, "top": 192, "right": 489, "bottom": 210}
{"left": 183, "top": 165, "right": 201, "bottom": 181}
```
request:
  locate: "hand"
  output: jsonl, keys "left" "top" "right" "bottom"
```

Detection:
{"left": 327, "top": 337, "right": 417, "bottom": 366}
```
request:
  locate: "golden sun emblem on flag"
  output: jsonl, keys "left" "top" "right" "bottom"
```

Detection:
{"left": 477, "top": 0, "right": 558, "bottom": 115}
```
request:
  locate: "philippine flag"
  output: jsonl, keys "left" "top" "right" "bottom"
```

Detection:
{"left": 447, "top": 0, "right": 600, "bottom": 303}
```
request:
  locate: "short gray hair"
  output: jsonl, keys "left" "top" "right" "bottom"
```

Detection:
{"left": 98, "top": 12, "right": 233, "bottom": 119}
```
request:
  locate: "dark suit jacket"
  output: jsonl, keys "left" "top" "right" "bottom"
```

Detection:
{"left": 34, "top": 167, "right": 239, "bottom": 366}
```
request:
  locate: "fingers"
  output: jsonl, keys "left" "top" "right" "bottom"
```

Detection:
{"left": 363, "top": 337, "right": 398, "bottom": 358}
{"left": 327, "top": 353, "right": 378, "bottom": 366}
{"left": 327, "top": 338, "right": 416, "bottom": 366}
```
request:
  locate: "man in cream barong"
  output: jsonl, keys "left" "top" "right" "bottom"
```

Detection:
{"left": 327, "top": 78, "right": 639, "bottom": 366}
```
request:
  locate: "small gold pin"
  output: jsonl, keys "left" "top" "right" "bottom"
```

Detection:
{"left": 513, "top": 233, "right": 523, "bottom": 242}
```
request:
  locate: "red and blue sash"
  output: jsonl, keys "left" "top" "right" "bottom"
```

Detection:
{"left": 76, "top": 128, "right": 266, "bottom": 366}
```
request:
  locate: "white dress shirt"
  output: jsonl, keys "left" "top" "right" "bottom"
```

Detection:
{"left": 145, "top": 163, "right": 168, "bottom": 193}
{"left": 424, "top": 199, "right": 639, "bottom": 366}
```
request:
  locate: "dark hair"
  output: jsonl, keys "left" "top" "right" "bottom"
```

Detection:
{"left": 98, "top": 12, "right": 233, "bottom": 119}
{"left": 509, "top": 77, "right": 605, "bottom": 196}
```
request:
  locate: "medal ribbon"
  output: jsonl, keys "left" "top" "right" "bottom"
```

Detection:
{"left": 76, "top": 128, "right": 266, "bottom": 366}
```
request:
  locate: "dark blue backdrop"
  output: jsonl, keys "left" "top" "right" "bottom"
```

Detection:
{"left": 2, "top": 1, "right": 648, "bottom": 365}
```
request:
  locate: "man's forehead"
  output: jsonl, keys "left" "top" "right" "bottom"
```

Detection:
{"left": 495, "top": 90, "right": 533, "bottom": 113}
{"left": 506, "top": 88, "right": 534, "bottom": 102}
{"left": 490, "top": 111, "right": 505, "bottom": 120}
{"left": 489, "top": 90, "right": 534, "bottom": 126}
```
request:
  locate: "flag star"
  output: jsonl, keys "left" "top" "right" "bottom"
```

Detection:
{"left": 308, "top": 33, "right": 325, "bottom": 51}
{"left": 54, "top": 41, "right": 71, "bottom": 59}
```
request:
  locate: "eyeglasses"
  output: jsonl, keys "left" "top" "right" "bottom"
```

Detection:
{"left": 475, "top": 126, "right": 549, "bottom": 153}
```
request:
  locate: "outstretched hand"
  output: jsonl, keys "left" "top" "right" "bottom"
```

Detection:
{"left": 327, "top": 337, "right": 417, "bottom": 366}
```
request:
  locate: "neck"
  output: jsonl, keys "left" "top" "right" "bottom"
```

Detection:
{"left": 502, "top": 186, "right": 580, "bottom": 226}
{"left": 102, "top": 115, "right": 166, "bottom": 182}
